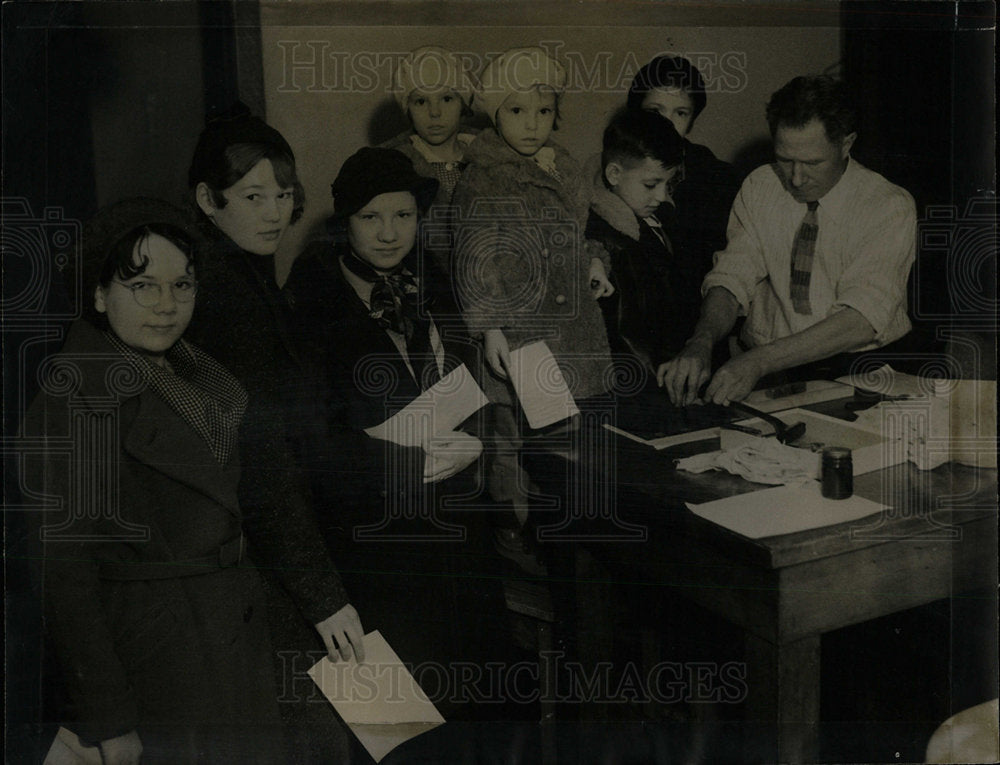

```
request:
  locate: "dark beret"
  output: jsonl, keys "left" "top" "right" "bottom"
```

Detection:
{"left": 330, "top": 147, "right": 439, "bottom": 221}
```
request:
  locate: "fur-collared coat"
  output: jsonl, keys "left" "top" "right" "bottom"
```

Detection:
{"left": 586, "top": 158, "right": 693, "bottom": 369}
{"left": 22, "top": 320, "right": 281, "bottom": 762}
{"left": 451, "top": 127, "right": 613, "bottom": 402}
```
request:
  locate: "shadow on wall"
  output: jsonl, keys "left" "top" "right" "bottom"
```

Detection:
{"left": 368, "top": 99, "right": 410, "bottom": 146}
{"left": 731, "top": 137, "right": 773, "bottom": 181}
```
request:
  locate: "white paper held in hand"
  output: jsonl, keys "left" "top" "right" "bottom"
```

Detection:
{"left": 507, "top": 340, "right": 580, "bottom": 429}
{"left": 363, "top": 363, "right": 487, "bottom": 447}
{"left": 308, "top": 630, "right": 445, "bottom": 763}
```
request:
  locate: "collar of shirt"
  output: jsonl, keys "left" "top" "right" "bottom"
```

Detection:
{"left": 812, "top": 156, "right": 858, "bottom": 225}
{"left": 408, "top": 132, "right": 474, "bottom": 170}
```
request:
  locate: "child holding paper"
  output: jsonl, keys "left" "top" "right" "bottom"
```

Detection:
{"left": 451, "top": 47, "right": 614, "bottom": 551}
{"left": 285, "top": 148, "right": 511, "bottom": 723}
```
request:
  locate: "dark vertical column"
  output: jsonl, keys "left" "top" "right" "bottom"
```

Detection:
{"left": 198, "top": 0, "right": 265, "bottom": 116}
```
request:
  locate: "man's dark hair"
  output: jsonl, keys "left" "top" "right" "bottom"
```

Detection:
{"left": 602, "top": 108, "right": 686, "bottom": 173}
{"left": 765, "top": 75, "right": 858, "bottom": 143}
{"left": 626, "top": 55, "right": 708, "bottom": 123}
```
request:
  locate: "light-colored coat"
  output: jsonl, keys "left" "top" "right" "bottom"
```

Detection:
{"left": 451, "top": 128, "right": 612, "bottom": 401}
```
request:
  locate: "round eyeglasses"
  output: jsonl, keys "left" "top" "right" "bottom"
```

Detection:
{"left": 113, "top": 278, "right": 199, "bottom": 308}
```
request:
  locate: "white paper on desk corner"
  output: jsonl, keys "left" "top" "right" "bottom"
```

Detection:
{"left": 364, "top": 363, "right": 487, "bottom": 447}
{"left": 686, "top": 481, "right": 888, "bottom": 539}
{"left": 308, "top": 630, "right": 445, "bottom": 763}
{"left": 835, "top": 363, "right": 936, "bottom": 399}
{"left": 507, "top": 341, "right": 580, "bottom": 429}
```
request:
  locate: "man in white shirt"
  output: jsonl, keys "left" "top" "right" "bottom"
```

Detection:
{"left": 659, "top": 75, "right": 916, "bottom": 406}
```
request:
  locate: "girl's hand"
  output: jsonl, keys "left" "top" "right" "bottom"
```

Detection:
{"left": 423, "top": 431, "right": 484, "bottom": 483}
{"left": 483, "top": 329, "right": 511, "bottom": 379}
{"left": 314, "top": 603, "right": 366, "bottom": 663}
{"left": 589, "top": 258, "right": 615, "bottom": 298}
{"left": 99, "top": 730, "right": 143, "bottom": 765}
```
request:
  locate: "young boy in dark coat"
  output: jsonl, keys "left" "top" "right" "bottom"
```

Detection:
{"left": 586, "top": 109, "right": 689, "bottom": 372}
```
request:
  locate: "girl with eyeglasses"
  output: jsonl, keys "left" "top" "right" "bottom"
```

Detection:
{"left": 25, "top": 198, "right": 283, "bottom": 764}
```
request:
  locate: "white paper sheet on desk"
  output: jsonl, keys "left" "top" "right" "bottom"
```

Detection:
{"left": 308, "top": 630, "right": 445, "bottom": 763}
{"left": 835, "top": 363, "right": 934, "bottom": 398}
{"left": 507, "top": 341, "right": 580, "bottom": 429}
{"left": 686, "top": 481, "right": 888, "bottom": 539}
{"left": 363, "top": 363, "right": 487, "bottom": 447}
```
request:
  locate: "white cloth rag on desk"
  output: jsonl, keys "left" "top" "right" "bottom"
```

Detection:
{"left": 675, "top": 436, "right": 820, "bottom": 485}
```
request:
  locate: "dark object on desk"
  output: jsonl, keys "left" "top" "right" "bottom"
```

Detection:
{"left": 845, "top": 387, "right": 913, "bottom": 412}
{"left": 728, "top": 399, "right": 807, "bottom": 444}
{"left": 765, "top": 381, "right": 807, "bottom": 399}
{"left": 821, "top": 447, "right": 854, "bottom": 499}
{"left": 613, "top": 385, "right": 735, "bottom": 440}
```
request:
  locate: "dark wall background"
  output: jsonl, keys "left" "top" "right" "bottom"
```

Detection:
{"left": 841, "top": 0, "right": 997, "bottom": 378}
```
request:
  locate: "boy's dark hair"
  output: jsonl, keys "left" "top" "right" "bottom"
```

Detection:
{"left": 765, "top": 75, "right": 858, "bottom": 143}
{"left": 602, "top": 108, "right": 686, "bottom": 173}
{"left": 626, "top": 55, "right": 708, "bottom": 123}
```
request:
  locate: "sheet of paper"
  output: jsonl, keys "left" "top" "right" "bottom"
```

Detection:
{"left": 364, "top": 363, "right": 487, "bottom": 447}
{"left": 507, "top": 341, "right": 580, "bottom": 429}
{"left": 835, "top": 364, "right": 934, "bottom": 398}
{"left": 308, "top": 630, "right": 445, "bottom": 763}
{"left": 686, "top": 481, "right": 888, "bottom": 539}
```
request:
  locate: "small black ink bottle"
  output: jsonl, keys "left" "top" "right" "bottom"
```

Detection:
{"left": 821, "top": 447, "right": 853, "bottom": 499}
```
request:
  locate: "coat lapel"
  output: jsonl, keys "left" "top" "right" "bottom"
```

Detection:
{"left": 122, "top": 391, "right": 240, "bottom": 514}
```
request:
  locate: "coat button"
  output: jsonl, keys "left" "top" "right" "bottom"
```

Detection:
{"left": 555, "top": 294, "right": 567, "bottom": 305}
{"left": 243, "top": 605, "right": 254, "bottom": 623}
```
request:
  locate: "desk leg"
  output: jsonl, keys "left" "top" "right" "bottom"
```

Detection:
{"left": 744, "top": 633, "right": 821, "bottom": 763}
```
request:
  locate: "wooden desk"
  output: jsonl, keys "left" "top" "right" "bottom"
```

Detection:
{"left": 526, "top": 397, "right": 998, "bottom": 762}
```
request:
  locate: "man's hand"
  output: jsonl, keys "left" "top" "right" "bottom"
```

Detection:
{"left": 702, "top": 350, "right": 768, "bottom": 406}
{"left": 423, "top": 431, "right": 483, "bottom": 484}
{"left": 315, "top": 604, "right": 366, "bottom": 663}
{"left": 99, "top": 730, "right": 143, "bottom": 765}
{"left": 589, "top": 257, "right": 614, "bottom": 298}
{"left": 483, "top": 329, "right": 510, "bottom": 379}
{"left": 658, "top": 339, "right": 713, "bottom": 406}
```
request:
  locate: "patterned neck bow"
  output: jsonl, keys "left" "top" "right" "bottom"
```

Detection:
{"left": 342, "top": 251, "right": 427, "bottom": 338}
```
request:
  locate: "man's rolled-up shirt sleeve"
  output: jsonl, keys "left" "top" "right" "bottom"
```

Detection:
{"left": 701, "top": 181, "right": 769, "bottom": 312}
{"left": 829, "top": 190, "right": 916, "bottom": 344}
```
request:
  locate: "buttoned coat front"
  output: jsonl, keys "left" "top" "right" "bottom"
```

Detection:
{"left": 22, "top": 320, "right": 280, "bottom": 763}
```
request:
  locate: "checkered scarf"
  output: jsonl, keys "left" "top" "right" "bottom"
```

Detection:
{"left": 105, "top": 332, "right": 248, "bottom": 465}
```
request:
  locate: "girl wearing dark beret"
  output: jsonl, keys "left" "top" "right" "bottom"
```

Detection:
{"left": 25, "top": 198, "right": 283, "bottom": 764}
{"left": 285, "top": 148, "right": 518, "bottom": 753}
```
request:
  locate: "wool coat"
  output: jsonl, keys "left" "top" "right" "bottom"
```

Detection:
{"left": 184, "top": 231, "right": 350, "bottom": 622}
{"left": 22, "top": 320, "right": 281, "bottom": 763}
{"left": 285, "top": 242, "right": 511, "bottom": 720}
{"left": 586, "top": 160, "right": 692, "bottom": 369}
{"left": 451, "top": 128, "right": 613, "bottom": 403}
